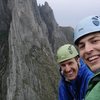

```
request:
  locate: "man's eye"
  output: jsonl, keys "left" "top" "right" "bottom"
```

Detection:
{"left": 68, "top": 62, "right": 73, "bottom": 65}
{"left": 91, "top": 40, "right": 97, "bottom": 43}
{"left": 79, "top": 45, "right": 84, "bottom": 49}
{"left": 61, "top": 64, "right": 65, "bottom": 67}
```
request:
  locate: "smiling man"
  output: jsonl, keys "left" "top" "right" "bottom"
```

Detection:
{"left": 56, "top": 44, "right": 93, "bottom": 100}
{"left": 74, "top": 15, "right": 100, "bottom": 100}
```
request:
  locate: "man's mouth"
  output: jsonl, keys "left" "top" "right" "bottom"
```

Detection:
{"left": 86, "top": 55, "right": 100, "bottom": 63}
{"left": 67, "top": 70, "right": 73, "bottom": 77}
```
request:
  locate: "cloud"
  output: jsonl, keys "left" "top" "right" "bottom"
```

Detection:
{"left": 37, "top": 0, "right": 100, "bottom": 27}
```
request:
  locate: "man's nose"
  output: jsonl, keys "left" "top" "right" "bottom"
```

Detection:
{"left": 85, "top": 43, "right": 93, "bottom": 53}
{"left": 64, "top": 64, "right": 71, "bottom": 72}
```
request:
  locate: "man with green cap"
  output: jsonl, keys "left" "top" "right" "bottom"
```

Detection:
{"left": 56, "top": 44, "right": 93, "bottom": 100}
{"left": 74, "top": 15, "right": 100, "bottom": 100}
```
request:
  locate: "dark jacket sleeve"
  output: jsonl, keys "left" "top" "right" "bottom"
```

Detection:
{"left": 58, "top": 79, "right": 73, "bottom": 100}
{"left": 78, "top": 58, "right": 94, "bottom": 99}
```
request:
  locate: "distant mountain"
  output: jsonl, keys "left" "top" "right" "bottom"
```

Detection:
{"left": 0, "top": 0, "right": 74, "bottom": 100}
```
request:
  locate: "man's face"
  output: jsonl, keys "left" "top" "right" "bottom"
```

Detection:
{"left": 78, "top": 32, "right": 100, "bottom": 72}
{"left": 60, "top": 58, "right": 79, "bottom": 81}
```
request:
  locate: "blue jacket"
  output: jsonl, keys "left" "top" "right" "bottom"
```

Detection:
{"left": 58, "top": 59, "right": 94, "bottom": 100}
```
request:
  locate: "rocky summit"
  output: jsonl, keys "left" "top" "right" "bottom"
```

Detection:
{"left": 0, "top": 0, "right": 73, "bottom": 100}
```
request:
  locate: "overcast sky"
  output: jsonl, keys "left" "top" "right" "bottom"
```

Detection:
{"left": 37, "top": 0, "right": 100, "bottom": 28}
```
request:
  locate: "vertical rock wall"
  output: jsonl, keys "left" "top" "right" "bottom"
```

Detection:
{"left": 0, "top": 0, "right": 73, "bottom": 100}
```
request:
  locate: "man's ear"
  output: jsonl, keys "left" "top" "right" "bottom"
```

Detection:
{"left": 59, "top": 67, "right": 64, "bottom": 76}
{"left": 77, "top": 57, "right": 80, "bottom": 66}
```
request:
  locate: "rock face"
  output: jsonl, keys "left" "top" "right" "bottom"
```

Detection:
{"left": 0, "top": 0, "right": 74, "bottom": 100}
